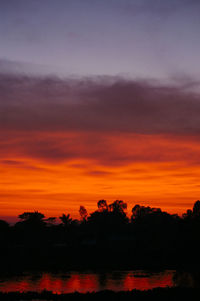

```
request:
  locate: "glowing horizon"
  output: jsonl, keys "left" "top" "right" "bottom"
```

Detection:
{"left": 1, "top": 128, "right": 200, "bottom": 222}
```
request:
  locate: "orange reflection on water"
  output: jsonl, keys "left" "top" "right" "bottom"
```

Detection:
{"left": 0, "top": 270, "right": 176, "bottom": 293}
{"left": 123, "top": 271, "right": 173, "bottom": 291}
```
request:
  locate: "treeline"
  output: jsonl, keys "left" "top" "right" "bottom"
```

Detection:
{"left": 1, "top": 200, "right": 200, "bottom": 271}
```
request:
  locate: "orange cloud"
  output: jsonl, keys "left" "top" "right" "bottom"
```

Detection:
{"left": 1, "top": 131, "right": 200, "bottom": 221}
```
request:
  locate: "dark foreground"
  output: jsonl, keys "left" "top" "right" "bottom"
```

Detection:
{"left": 2, "top": 201, "right": 200, "bottom": 272}
{"left": 0, "top": 288, "right": 200, "bottom": 301}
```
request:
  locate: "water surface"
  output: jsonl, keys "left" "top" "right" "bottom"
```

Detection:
{"left": 0, "top": 270, "right": 176, "bottom": 293}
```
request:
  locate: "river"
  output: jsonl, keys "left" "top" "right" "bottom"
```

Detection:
{"left": 0, "top": 270, "right": 179, "bottom": 293}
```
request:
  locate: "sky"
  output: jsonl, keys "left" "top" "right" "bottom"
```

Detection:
{"left": 1, "top": 0, "right": 200, "bottom": 221}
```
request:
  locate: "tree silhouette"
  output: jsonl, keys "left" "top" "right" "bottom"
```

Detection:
{"left": 88, "top": 200, "right": 129, "bottom": 233}
{"left": 16, "top": 211, "right": 46, "bottom": 230}
{"left": 97, "top": 200, "right": 108, "bottom": 212}
{"left": 131, "top": 204, "right": 161, "bottom": 221}
{"left": 18, "top": 211, "right": 45, "bottom": 222}
{"left": 79, "top": 206, "right": 88, "bottom": 221}
{"left": 59, "top": 214, "right": 73, "bottom": 227}
{"left": 182, "top": 209, "right": 193, "bottom": 220}
{"left": 108, "top": 200, "right": 127, "bottom": 214}
{"left": 182, "top": 201, "right": 200, "bottom": 220}
{"left": 193, "top": 200, "right": 200, "bottom": 217}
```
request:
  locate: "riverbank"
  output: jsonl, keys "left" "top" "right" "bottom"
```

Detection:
{"left": 0, "top": 288, "right": 200, "bottom": 301}
{"left": 0, "top": 243, "right": 195, "bottom": 273}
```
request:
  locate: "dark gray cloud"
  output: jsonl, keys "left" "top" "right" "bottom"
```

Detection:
{"left": 1, "top": 73, "right": 200, "bottom": 135}
{"left": 1, "top": 72, "right": 200, "bottom": 166}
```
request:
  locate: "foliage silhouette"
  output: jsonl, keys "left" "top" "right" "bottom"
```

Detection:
{"left": 97, "top": 199, "right": 108, "bottom": 212}
{"left": 1, "top": 200, "right": 200, "bottom": 271}
{"left": 59, "top": 214, "right": 73, "bottom": 227}
{"left": 79, "top": 206, "right": 88, "bottom": 221}
{"left": 17, "top": 211, "right": 46, "bottom": 227}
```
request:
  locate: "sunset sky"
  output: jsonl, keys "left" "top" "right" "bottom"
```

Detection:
{"left": 1, "top": 0, "right": 200, "bottom": 221}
